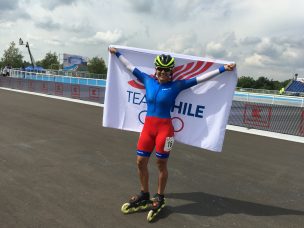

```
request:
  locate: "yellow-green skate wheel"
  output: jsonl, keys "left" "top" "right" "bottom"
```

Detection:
{"left": 121, "top": 203, "right": 131, "bottom": 214}
{"left": 121, "top": 202, "right": 141, "bottom": 214}
{"left": 147, "top": 210, "right": 155, "bottom": 222}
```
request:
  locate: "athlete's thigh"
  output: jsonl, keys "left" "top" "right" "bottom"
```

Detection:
{"left": 155, "top": 124, "right": 174, "bottom": 154}
{"left": 137, "top": 128, "right": 155, "bottom": 152}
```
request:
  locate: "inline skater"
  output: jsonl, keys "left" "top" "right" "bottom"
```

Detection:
{"left": 109, "top": 47, "right": 235, "bottom": 222}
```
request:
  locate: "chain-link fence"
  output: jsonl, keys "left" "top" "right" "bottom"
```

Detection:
{"left": 236, "top": 87, "right": 304, "bottom": 97}
{"left": 229, "top": 101, "right": 303, "bottom": 137}
{"left": 0, "top": 76, "right": 105, "bottom": 104}
{"left": 9, "top": 69, "right": 106, "bottom": 87}
{"left": 10, "top": 68, "right": 106, "bottom": 80}
{"left": 1, "top": 76, "right": 303, "bottom": 138}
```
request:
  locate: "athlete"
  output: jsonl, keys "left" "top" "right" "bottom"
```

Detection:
{"left": 109, "top": 47, "right": 235, "bottom": 221}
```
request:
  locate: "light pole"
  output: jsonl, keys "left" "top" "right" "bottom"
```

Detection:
{"left": 295, "top": 73, "right": 298, "bottom": 81}
{"left": 19, "top": 38, "right": 36, "bottom": 68}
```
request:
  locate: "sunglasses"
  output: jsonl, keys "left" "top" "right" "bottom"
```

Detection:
{"left": 156, "top": 67, "right": 171, "bottom": 72}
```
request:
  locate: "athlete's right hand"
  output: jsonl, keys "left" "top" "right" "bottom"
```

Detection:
{"left": 224, "top": 63, "right": 236, "bottom": 71}
{"left": 108, "top": 47, "right": 117, "bottom": 54}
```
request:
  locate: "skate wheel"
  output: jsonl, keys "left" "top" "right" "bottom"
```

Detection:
{"left": 147, "top": 210, "right": 154, "bottom": 222}
{"left": 121, "top": 203, "right": 131, "bottom": 214}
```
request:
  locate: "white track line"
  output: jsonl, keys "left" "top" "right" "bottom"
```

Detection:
{"left": 226, "top": 125, "right": 303, "bottom": 143}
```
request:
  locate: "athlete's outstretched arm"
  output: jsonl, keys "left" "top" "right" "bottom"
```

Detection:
{"left": 109, "top": 47, "right": 135, "bottom": 72}
{"left": 109, "top": 47, "right": 146, "bottom": 83}
{"left": 196, "top": 63, "right": 236, "bottom": 84}
{"left": 180, "top": 63, "right": 236, "bottom": 90}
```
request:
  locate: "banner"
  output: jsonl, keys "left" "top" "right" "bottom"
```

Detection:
{"left": 103, "top": 46, "right": 237, "bottom": 152}
{"left": 63, "top": 53, "right": 88, "bottom": 71}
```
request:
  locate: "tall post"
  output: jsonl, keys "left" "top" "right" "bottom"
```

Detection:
{"left": 25, "top": 42, "right": 36, "bottom": 68}
{"left": 19, "top": 38, "right": 36, "bottom": 68}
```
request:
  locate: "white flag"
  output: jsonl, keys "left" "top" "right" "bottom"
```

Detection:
{"left": 103, "top": 45, "right": 237, "bottom": 152}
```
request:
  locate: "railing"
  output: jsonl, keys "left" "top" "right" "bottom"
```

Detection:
{"left": 7, "top": 70, "right": 304, "bottom": 107}
{"left": 1, "top": 76, "right": 303, "bottom": 137}
{"left": 10, "top": 68, "right": 106, "bottom": 79}
{"left": 48, "top": 69, "right": 107, "bottom": 79}
{"left": 9, "top": 69, "right": 106, "bottom": 87}
{"left": 236, "top": 87, "right": 304, "bottom": 97}
{"left": 234, "top": 91, "right": 304, "bottom": 107}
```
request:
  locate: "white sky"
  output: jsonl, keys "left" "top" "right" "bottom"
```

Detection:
{"left": 1, "top": 0, "right": 304, "bottom": 80}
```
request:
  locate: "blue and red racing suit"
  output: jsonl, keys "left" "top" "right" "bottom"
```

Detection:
{"left": 115, "top": 51, "right": 226, "bottom": 159}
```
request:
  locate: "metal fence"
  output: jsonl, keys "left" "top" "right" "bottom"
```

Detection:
{"left": 1, "top": 76, "right": 303, "bottom": 138}
{"left": 9, "top": 69, "right": 106, "bottom": 87}
{"left": 234, "top": 92, "right": 304, "bottom": 107}
{"left": 236, "top": 87, "right": 304, "bottom": 97}
{"left": 48, "top": 69, "right": 107, "bottom": 79}
{"left": 10, "top": 68, "right": 107, "bottom": 80}
{"left": 229, "top": 101, "right": 304, "bottom": 137}
{"left": 0, "top": 76, "right": 105, "bottom": 104}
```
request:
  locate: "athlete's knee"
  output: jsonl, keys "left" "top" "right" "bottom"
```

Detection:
{"left": 137, "top": 157, "right": 149, "bottom": 170}
{"left": 156, "top": 158, "right": 168, "bottom": 172}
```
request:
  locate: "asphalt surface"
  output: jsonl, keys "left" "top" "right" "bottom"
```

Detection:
{"left": 0, "top": 89, "right": 303, "bottom": 228}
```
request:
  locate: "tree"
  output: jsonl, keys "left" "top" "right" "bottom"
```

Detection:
{"left": 87, "top": 57, "right": 107, "bottom": 74}
{"left": 22, "top": 60, "right": 32, "bottom": 68}
{"left": 254, "top": 76, "right": 270, "bottom": 89}
{"left": 270, "top": 80, "right": 282, "bottom": 90}
{"left": 237, "top": 76, "right": 255, "bottom": 88}
{"left": 36, "top": 52, "right": 59, "bottom": 69}
{"left": 1, "top": 41, "right": 24, "bottom": 68}
{"left": 281, "top": 79, "right": 291, "bottom": 88}
{"left": 237, "top": 76, "right": 292, "bottom": 90}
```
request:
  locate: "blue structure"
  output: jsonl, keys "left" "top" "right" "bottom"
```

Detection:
{"left": 25, "top": 66, "right": 45, "bottom": 72}
{"left": 285, "top": 80, "right": 304, "bottom": 93}
{"left": 19, "top": 73, "right": 106, "bottom": 87}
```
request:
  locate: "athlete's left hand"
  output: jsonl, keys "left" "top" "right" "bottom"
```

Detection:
{"left": 108, "top": 47, "right": 117, "bottom": 54}
{"left": 224, "top": 63, "right": 236, "bottom": 71}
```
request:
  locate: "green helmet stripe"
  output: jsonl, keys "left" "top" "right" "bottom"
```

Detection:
{"left": 155, "top": 55, "right": 175, "bottom": 67}
{"left": 163, "top": 57, "right": 174, "bottom": 67}
{"left": 156, "top": 56, "right": 162, "bottom": 66}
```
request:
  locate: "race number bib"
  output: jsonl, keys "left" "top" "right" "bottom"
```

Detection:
{"left": 164, "top": 137, "right": 174, "bottom": 152}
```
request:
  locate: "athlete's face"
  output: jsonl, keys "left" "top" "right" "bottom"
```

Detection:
{"left": 156, "top": 67, "right": 172, "bottom": 84}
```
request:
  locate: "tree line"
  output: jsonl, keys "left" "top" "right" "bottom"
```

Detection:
{"left": 0, "top": 41, "right": 107, "bottom": 74}
{"left": 237, "top": 76, "right": 290, "bottom": 90}
{"left": 1, "top": 41, "right": 292, "bottom": 90}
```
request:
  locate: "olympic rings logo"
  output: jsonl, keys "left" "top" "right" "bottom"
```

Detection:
{"left": 138, "top": 110, "right": 184, "bottom": 132}
{"left": 171, "top": 117, "right": 184, "bottom": 132}
{"left": 138, "top": 110, "right": 147, "bottom": 124}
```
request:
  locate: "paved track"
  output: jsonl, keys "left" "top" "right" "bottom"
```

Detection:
{"left": 0, "top": 89, "right": 303, "bottom": 228}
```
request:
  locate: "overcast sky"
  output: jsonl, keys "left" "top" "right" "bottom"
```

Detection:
{"left": 1, "top": 0, "right": 304, "bottom": 80}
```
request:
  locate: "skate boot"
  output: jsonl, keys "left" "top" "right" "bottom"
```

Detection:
{"left": 147, "top": 193, "right": 165, "bottom": 222}
{"left": 121, "top": 191, "right": 152, "bottom": 214}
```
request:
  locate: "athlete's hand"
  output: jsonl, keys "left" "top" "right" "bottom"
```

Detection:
{"left": 224, "top": 63, "right": 236, "bottom": 71}
{"left": 108, "top": 47, "right": 117, "bottom": 54}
